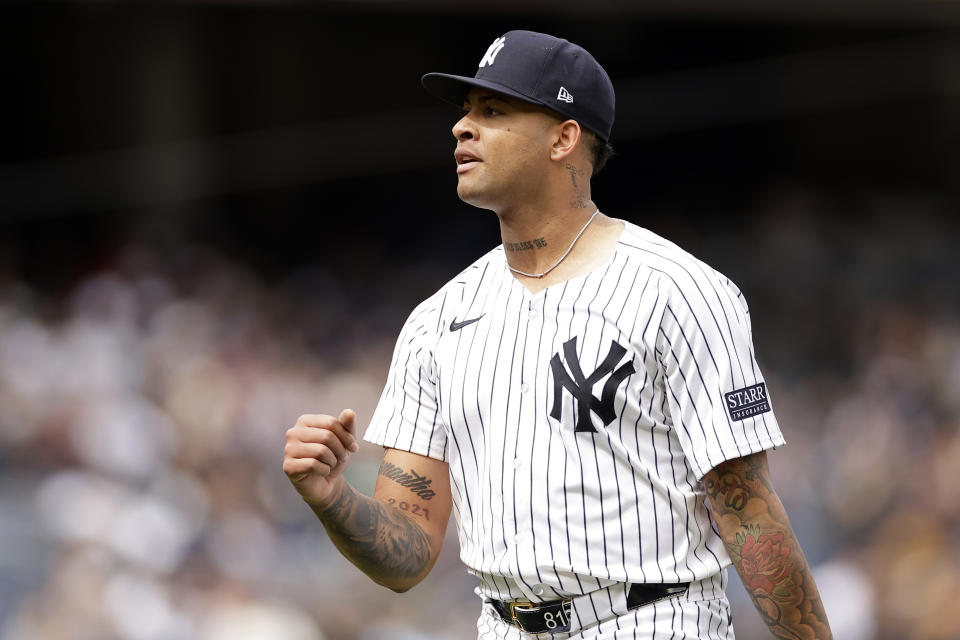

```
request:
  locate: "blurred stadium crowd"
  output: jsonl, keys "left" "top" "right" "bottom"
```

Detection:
{"left": 0, "top": 190, "right": 957, "bottom": 640}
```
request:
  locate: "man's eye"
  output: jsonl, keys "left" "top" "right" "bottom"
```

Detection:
{"left": 484, "top": 107, "right": 500, "bottom": 116}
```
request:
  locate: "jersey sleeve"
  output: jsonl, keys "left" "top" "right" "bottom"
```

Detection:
{"left": 363, "top": 298, "right": 448, "bottom": 462}
{"left": 655, "top": 270, "right": 786, "bottom": 480}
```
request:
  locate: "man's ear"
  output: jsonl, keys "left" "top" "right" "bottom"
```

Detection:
{"left": 549, "top": 120, "right": 582, "bottom": 162}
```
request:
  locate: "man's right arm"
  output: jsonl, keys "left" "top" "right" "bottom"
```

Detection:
{"left": 283, "top": 410, "right": 452, "bottom": 592}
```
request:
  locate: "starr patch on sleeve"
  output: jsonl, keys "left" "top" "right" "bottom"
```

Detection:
{"left": 724, "top": 382, "right": 771, "bottom": 421}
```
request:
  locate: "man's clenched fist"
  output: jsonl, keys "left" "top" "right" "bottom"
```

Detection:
{"left": 283, "top": 409, "right": 360, "bottom": 507}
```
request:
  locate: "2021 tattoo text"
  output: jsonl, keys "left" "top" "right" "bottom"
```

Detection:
{"left": 705, "top": 453, "right": 832, "bottom": 640}
{"left": 378, "top": 460, "right": 439, "bottom": 520}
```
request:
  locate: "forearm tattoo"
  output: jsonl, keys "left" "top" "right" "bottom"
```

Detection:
{"left": 313, "top": 484, "right": 432, "bottom": 582}
{"left": 705, "top": 453, "right": 833, "bottom": 640}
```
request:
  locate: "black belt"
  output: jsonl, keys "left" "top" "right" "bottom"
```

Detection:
{"left": 488, "top": 582, "right": 689, "bottom": 634}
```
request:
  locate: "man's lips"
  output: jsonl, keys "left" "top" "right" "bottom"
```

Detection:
{"left": 455, "top": 149, "right": 482, "bottom": 173}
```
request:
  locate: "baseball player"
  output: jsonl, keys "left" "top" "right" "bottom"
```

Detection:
{"left": 284, "top": 31, "right": 833, "bottom": 639}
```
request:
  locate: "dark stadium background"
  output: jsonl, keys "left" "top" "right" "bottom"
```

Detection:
{"left": 1, "top": 3, "right": 957, "bottom": 640}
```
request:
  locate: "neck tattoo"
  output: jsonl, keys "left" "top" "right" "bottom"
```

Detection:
{"left": 507, "top": 209, "right": 601, "bottom": 279}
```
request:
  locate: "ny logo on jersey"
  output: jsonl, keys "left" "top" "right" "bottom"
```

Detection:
{"left": 550, "top": 337, "right": 636, "bottom": 432}
{"left": 479, "top": 36, "right": 506, "bottom": 68}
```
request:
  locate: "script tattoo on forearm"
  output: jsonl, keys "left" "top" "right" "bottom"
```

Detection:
{"left": 504, "top": 238, "right": 548, "bottom": 252}
{"left": 379, "top": 461, "right": 436, "bottom": 499}
{"left": 565, "top": 163, "right": 591, "bottom": 208}
{"left": 705, "top": 453, "right": 833, "bottom": 640}
{"left": 313, "top": 484, "right": 431, "bottom": 581}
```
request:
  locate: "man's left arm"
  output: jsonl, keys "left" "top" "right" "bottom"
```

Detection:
{"left": 704, "top": 451, "right": 833, "bottom": 640}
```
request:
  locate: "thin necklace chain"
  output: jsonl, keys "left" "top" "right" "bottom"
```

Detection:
{"left": 507, "top": 209, "right": 601, "bottom": 279}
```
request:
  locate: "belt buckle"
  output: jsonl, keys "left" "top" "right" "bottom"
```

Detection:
{"left": 508, "top": 601, "right": 538, "bottom": 632}
{"left": 509, "top": 599, "right": 573, "bottom": 633}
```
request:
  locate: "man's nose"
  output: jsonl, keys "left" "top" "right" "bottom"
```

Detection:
{"left": 452, "top": 114, "right": 476, "bottom": 141}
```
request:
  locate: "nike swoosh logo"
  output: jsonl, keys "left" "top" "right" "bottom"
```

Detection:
{"left": 449, "top": 315, "right": 485, "bottom": 332}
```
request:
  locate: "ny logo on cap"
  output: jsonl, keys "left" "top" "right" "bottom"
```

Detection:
{"left": 557, "top": 86, "right": 574, "bottom": 103}
{"left": 479, "top": 36, "right": 506, "bottom": 68}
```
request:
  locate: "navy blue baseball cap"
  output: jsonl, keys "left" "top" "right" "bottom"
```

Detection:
{"left": 422, "top": 30, "right": 616, "bottom": 142}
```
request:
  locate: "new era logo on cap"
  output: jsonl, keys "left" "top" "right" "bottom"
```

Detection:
{"left": 557, "top": 86, "right": 574, "bottom": 103}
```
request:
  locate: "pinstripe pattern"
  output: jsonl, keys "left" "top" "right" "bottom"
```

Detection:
{"left": 365, "top": 220, "right": 784, "bottom": 637}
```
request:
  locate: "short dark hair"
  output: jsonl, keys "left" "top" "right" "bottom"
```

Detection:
{"left": 586, "top": 131, "right": 615, "bottom": 176}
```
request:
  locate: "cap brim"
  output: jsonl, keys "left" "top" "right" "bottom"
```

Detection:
{"left": 421, "top": 72, "right": 549, "bottom": 111}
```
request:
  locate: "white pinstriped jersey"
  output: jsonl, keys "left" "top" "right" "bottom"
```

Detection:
{"left": 364, "top": 220, "right": 785, "bottom": 635}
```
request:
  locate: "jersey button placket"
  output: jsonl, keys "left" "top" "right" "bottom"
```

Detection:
{"left": 527, "top": 298, "right": 541, "bottom": 319}
{"left": 511, "top": 297, "right": 540, "bottom": 591}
